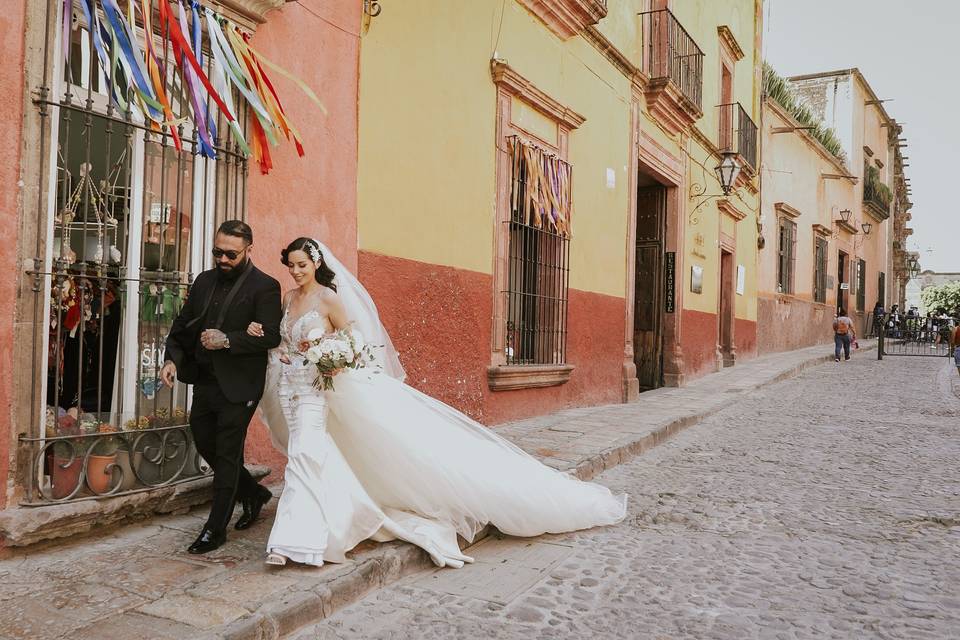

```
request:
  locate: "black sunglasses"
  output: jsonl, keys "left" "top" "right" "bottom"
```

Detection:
{"left": 212, "top": 247, "right": 245, "bottom": 260}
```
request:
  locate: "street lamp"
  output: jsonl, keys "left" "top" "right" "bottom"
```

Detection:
{"left": 714, "top": 151, "right": 741, "bottom": 196}
{"left": 861, "top": 221, "right": 873, "bottom": 235}
{"left": 839, "top": 208, "right": 852, "bottom": 223}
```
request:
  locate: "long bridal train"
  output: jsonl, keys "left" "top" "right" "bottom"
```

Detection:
{"left": 259, "top": 240, "right": 627, "bottom": 568}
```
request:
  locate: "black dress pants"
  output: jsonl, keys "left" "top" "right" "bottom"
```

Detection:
{"left": 190, "top": 382, "right": 261, "bottom": 531}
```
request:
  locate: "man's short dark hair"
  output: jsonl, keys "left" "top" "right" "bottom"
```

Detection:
{"left": 217, "top": 220, "right": 253, "bottom": 245}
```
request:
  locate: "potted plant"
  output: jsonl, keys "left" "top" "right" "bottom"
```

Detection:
{"left": 86, "top": 421, "right": 121, "bottom": 494}
{"left": 48, "top": 409, "right": 87, "bottom": 499}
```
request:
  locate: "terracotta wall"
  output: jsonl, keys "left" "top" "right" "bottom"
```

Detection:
{"left": 735, "top": 319, "right": 758, "bottom": 360}
{"left": 757, "top": 296, "right": 833, "bottom": 354}
{"left": 0, "top": 1, "right": 28, "bottom": 510}
{"left": 240, "top": 1, "right": 362, "bottom": 479}
{"left": 359, "top": 252, "right": 625, "bottom": 425}
{"left": 680, "top": 309, "right": 719, "bottom": 381}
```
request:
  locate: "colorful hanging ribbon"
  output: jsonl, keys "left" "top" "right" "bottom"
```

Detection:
{"left": 174, "top": 1, "right": 215, "bottom": 157}
{"left": 68, "top": 0, "right": 323, "bottom": 173}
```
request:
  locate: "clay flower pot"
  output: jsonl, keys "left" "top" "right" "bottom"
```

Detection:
{"left": 51, "top": 455, "right": 83, "bottom": 499}
{"left": 86, "top": 453, "right": 118, "bottom": 494}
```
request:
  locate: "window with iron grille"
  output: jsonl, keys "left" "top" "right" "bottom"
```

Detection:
{"left": 504, "top": 136, "right": 571, "bottom": 366}
{"left": 814, "top": 237, "right": 828, "bottom": 303}
{"left": 777, "top": 219, "right": 796, "bottom": 294}
{"left": 22, "top": 1, "right": 249, "bottom": 503}
{"left": 856, "top": 258, "right": 867, "bottom": 312}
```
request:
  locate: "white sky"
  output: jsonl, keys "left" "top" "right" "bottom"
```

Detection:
{"left": 763, "top": 0, "right": 958, "bottom": 272}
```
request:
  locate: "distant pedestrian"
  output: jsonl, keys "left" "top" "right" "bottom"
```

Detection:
{"left": 871, "top": 301, "right": 885, "bottom": 337}
{"left": 953, "top": 322, "right": 960, "bottom": 377}
{"left": 833, "top": 309, "right": 855, "bottom": 362}
{"left": 888, "top": 304, "right": 901, "bottom": 338}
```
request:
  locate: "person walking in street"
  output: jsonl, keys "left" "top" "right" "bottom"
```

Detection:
{"left": 871, "top": 301, "right": 885, "bottom": 338}
{"left": 160, "top": 220, "right": 283, "bottom": 554}
{"left": 889, "top": 304, "right": 901, "bottom": 338}
{"left": 952, "top": 321, "right": 960, "bottom": 377}
{"left": 833, "top": 309, "right": 855, "bottom": 362}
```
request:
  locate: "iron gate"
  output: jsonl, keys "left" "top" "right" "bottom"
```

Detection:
{"left": 878, "top": 314, "right": 956, "bottom": 359}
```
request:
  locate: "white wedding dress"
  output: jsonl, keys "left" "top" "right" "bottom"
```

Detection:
{"left": 262, "top": 244, "right": 627, "bottom": 568}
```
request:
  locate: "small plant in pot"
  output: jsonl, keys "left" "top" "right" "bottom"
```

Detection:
{"left": 72, "top": 414, "right": 117, "bottom": 495}
{"left": 49, "top": 410, "right": 88, "bottom": 499}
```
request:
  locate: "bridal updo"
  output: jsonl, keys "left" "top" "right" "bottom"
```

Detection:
{"left": 281, "top": 237, "right": 337, "bottom": 291}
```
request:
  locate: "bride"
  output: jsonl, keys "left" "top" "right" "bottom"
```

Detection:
{"left": 251, "top": 237, "right": 626, "bottom": 568}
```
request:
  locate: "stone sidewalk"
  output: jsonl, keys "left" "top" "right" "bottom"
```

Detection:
{"left": 0, "top": 341, "right": 875, "bottom": 640}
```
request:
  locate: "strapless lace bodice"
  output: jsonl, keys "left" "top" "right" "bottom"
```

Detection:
{"left": 274, "top": 309, "right": 334, "bottom": 397}
{"left": 280, "top": 309, "right": 333, "bottom": 349}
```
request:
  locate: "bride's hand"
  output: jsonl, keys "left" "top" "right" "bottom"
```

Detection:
{"left": 246, "top": 322, "right": 264, "bottom": 337}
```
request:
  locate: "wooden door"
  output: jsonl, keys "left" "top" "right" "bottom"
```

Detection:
{"left": 634, "top": 185, "right": 666, "bottom": 390}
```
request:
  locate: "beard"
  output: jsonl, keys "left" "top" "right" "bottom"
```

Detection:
{"left": 217, "top": 257, "right": 248, "bottom": 277}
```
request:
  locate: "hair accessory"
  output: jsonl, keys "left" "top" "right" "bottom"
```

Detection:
{"left": 305, "top": 241, "right": 322, "bottom": 267}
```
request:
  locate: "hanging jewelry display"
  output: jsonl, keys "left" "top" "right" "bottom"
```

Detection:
{"left": 58, "top": 162, "right": 118, "bottom": 264}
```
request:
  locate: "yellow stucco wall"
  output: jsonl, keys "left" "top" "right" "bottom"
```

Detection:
{"left": 358, "top": 0, "right": 763, "bottom": 313}
{"left": 675, "top": 0, "right": 762, "bottom": 321}
{"left": 357, "top": 0, "right": 633, "bottom": 298}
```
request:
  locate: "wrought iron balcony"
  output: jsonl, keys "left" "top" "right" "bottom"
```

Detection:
{"left": 639, "top": 9, "right": 704, "bottom": 111}
{"left": 718, "top": 102, "right": 758, "bottom": 173}
{"left": 863, "top": 165, "right": 892, "bottom": 219}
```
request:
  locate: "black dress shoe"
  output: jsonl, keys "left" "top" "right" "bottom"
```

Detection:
{"left": 188, "top": 527, "right": 226, "bottom": 554}
{"left": 235, "top": 485, "right": 272, "bottom": 530}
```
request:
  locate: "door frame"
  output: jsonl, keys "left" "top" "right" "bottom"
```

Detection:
{"left": 624, "top": 89, "right": 685, "bottom": 398}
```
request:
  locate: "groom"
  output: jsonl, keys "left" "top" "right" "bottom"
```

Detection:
{"left": 160, "top": 220, "right": 282, "bottom": 554}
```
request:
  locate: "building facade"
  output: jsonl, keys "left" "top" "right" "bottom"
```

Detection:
{"left": 357, "top": 0, "right": 763, "bottom": 425}
{"left": 758, "top": 67, "right": 905, "bottom": 352}
{"left": 0, "top": 0, "right": 362, "bottom": 543}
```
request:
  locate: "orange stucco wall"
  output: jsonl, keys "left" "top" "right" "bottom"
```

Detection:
{"left": 235, "top": 1, "right": 363, "bottom": 481}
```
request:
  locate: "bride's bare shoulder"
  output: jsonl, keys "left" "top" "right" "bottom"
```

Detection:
{"left": 318, "top": 286, "right": 341, "bottom": 304}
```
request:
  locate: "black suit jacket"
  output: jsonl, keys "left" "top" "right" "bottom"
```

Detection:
{"left": 164, "top": 263, "right": 282, "bottom": 403}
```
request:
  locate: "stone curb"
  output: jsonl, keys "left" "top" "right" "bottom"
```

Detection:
{"left": 199, "top": 344, "right": 873, "bottom": 639}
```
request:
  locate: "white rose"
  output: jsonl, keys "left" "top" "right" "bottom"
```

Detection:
{"left": 305, "top": 346, "right": 322, "bottom": 363}
{"left": 307, "top": 328, "right": 326, "bottom": 341}
{"left": 319, "top": 338, "right": 338, "bottom": 355}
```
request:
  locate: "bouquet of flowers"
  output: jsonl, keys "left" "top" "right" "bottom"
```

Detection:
{"left": 298, "top": 327, "right": 377, "bottom": 391}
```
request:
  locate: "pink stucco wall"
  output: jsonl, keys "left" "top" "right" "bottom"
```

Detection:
{"left": 242, "top": 1, "right": 362, "bottom": 479}
{"left": 0, "top": 2, "right": 28, "bottom": 510}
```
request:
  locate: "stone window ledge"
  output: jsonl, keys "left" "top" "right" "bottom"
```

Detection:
{"left": 0, "top": 466, "right": 269, "bottom": 548}
{"left": 487, "top": 364, "right": 575, "bottom": 391}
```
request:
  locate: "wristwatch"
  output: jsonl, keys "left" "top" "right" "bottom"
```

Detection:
{"left": 223, "top": 336, "right": 230, "bottom": 350}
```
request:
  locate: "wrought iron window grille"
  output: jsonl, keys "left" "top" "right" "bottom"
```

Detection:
{"left": 20, "top": 0, "right": 250, "bottom": 504}
{"left": 503, "top": 135, "right": 571, "bottom": 367}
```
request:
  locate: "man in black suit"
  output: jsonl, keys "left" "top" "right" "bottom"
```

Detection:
{"left": 160, "top": 220, "right": 282, "bottom": 554}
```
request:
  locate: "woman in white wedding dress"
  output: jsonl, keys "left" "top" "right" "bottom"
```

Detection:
{"left": 254, "top": 237, "right": 626, "bottom": 568}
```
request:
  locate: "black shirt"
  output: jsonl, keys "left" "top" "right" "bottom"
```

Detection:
{"left": 194, "top": 261, "right": 247, "bottom": 379}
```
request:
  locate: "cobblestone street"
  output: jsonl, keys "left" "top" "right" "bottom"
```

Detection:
{"left": 298, "top": 355, "right": 960, "bottom": 640}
